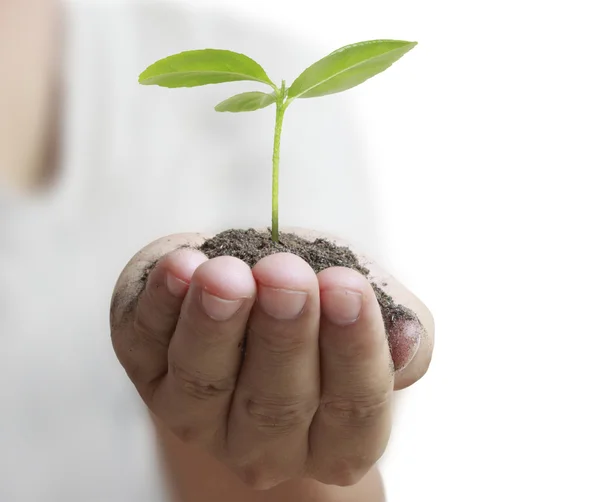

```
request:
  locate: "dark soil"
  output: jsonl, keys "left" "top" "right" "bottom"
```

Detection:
{"left": 199, "top": 229, "right": 419, "bottom": 345}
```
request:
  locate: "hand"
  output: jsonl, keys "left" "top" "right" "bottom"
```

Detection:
{"left": 110, "top": 230, "right": 434, "bottom": 490}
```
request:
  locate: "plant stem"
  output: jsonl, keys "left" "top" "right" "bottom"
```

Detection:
{"left": 271, "top": 80, "right": 287, "bottom": 243}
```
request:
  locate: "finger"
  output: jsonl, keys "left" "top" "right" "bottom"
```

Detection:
{"left": 282, "top": 226, "right": 435, "bottom": 390}
{"left": 227, "top": 253, "right": 320, "bottom": 489}
{"left": 152, "top": 256, "right": 256, "bottom": 449}
{"left": 366, "top": 260, "right": 435, "bottom": 390}
{"left": 309, "top": 267, "right": 394, "bottom": 487}
{"left": 112, "top": 247, "right": 206, "bottom": 403}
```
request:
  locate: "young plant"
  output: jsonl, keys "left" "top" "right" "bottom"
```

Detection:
{"left": 139, "top": 39, "right": 417, "bottom": 243}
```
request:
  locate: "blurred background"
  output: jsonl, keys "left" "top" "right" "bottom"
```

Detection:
{"left": 2, "top": 0, "right": 599, "bottom": 500}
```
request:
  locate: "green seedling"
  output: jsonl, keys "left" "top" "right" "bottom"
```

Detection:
{"left": 139, "top": 39, "right": 417, "bottom": 242}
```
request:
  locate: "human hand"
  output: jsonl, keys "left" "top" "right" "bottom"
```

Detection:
{"left": 110, "top": 230, "right": 434, "bottom": 490}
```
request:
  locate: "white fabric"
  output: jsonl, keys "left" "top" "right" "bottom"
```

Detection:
{"left": 0, "top": 1, "right": 379, "bottom": 501}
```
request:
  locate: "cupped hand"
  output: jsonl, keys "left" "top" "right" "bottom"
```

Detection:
{"left": 110, "top": 230, "right": 434, "bottom": 490}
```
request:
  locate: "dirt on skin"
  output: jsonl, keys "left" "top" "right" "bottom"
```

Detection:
{"left": 199, "top": 229, "right": 420, "bottom": 358}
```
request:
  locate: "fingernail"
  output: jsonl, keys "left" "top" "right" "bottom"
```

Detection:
{"left": 165, "top": 273, "right": 190, "bottom": 298}
{"left": 259, "top": 286, "right": 308, "bottom": 320}
{"left": 201, "top": 291, "right": 243, "bottom": 321}
{"left": 321, "top": 289, "right": 363, "bottom": 326}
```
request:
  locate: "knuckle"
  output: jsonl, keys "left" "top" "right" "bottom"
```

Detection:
{"left": 245, "top": 395, "right": 316, "bottom": 435}
{"left": 235, "top": 463, "right": 279, "bottom": 491}
{"left": 170, "top": 422, "right": 224, "bottom": 453}
{"left": 121, "top": 358, "right": 145, "bottom": 384}
{"left": 170, "top": 361, "right": 235, "bottom": 401}
{"left": 320, "top": 459, "right": 368, "bottom": 487}
{"left": 170, "top": 424, "right": 200, "bottom": 444}
{"left": 320, "top": 391, "right": 390, "bottom": 428}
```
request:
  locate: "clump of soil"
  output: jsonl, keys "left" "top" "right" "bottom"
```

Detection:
{"left": 199, "top": 229, "right": 420, "bottom": 364}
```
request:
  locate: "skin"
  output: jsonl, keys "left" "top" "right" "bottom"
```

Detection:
{"left": 110, "top": 230, "right": 434, "bottom": 500}
{"left": 4, "top": 1, "right": 435, "bottom": 500}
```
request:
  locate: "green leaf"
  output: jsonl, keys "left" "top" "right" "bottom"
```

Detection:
{"left": 215, "top": 91, "right": 277, "bottom": 112}
{"left": 287, "top": 40, "right": 417, "bottom": 100}
{"left": 139, "top": 49, "right": 275, "bottom": 89}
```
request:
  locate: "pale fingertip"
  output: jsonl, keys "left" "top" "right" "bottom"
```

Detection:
{"left": 193, "top": 256, "right": 256, "bottom": 301}
{"left": 252, "top": 253, "right": 317, "bottom": 290}
{"left": 163, "top": 248, "right": 207, "bottom": 283}
{"left": 165, "top": 273, "right": 189, "bottom": 298}
{"left": 258, "top": 286, "right": 308, "bottom": 320}
{"left": 320, "top": 288, "right": 364, "bottom": 326}
{"left": 201, "top": 291, "right": 244, "bottom": 321}
{"left": 252, "top": 253, "right": 316, "bottom": 320}
{"left": 316, "top": 266, "right": 370, "bottom": 293}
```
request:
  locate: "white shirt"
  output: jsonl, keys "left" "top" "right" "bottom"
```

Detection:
{"left": 0, "top": 2, "right": 379, "bottom": 500}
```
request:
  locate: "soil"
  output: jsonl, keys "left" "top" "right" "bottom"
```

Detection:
{"left": 198, "top": 229, "right": 420, "bottom": 352}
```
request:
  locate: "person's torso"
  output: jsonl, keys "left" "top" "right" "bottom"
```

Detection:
{"left": 0, "top": 2, "right": 378, "bottom": 500}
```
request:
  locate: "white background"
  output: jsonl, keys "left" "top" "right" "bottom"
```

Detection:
{"left": 151, "top": 0, "right": 599, "bottom": 500}
{"left": 204, "top": 1, "right": 600, "bottom": 500}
